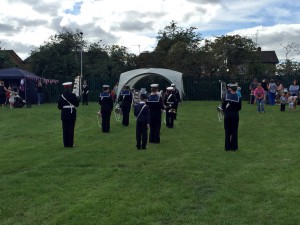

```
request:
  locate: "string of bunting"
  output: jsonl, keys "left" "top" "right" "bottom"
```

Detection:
{"left": 27, "top": 77, "right": 60, "bottom": 85}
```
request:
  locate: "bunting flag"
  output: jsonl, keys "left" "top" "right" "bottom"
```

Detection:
{"left": 27, "top": 76, "right": 60, "bottom": 85}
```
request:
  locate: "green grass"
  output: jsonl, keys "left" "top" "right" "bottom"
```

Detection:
{"left": 0, "top": 101, "right": 299, "bottom": 225}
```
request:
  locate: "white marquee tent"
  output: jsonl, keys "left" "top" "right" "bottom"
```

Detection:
{"left": 116, "top": 68, "right": 184, "bottom": 99}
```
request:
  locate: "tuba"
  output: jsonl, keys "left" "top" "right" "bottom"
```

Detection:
{"left": 72, "top": 75, "right": 82, "bottom": 98}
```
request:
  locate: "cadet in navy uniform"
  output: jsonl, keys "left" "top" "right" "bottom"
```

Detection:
{"left": 171, "top": 83, "right": 181, "bottom": 119}
{"left": 164, "top": 86, "right": 177, "bottom": 128}
{"left": 222, "top": 83, "right": 242, "bottom": 151}
{"left": 58, "top": 82, "right": 79, "bottom": 148}
{"left": 99, "top": 85, "right": 113, "bottom": 133}
{"left": 147, "top": 84, "right": 164, "bottom": 143}
{"left": 118, "top": 84, "right": 133, "bottom": 126}
{"left": 134, "top": 93, "right": 150, "bottom": 149}
{"left": 82, "top": 80, "right": 90, "bottom": 105}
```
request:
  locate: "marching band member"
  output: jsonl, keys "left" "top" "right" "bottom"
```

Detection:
{"left": 164, "top": 87, "right": 177, "bottom": 128}
{"left": 222, "top": 83, "right": 242, "bottom": 151}
{"left": 146, "top": 84, "right": 164, "bottom": 144}
{"left": 99, "top": 85, "right": 113, "bottom": 133}
{"left": 118, "top": 84, "right": 133, "bottom": 126}
{"left": 171, "top": 83, "right": 180, "bottom": 119}
{"left": 134, "top": 93, "right": 150, "bottom": 150}
{"left": 82, "top": 80, "right": 90, "bottom": 105}
{"left": 58, "top": 82, "right": 79, "bottom": 148}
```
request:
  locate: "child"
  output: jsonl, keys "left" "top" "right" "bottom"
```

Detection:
{"left": 288, "top": 94, "right": 296, "bottom": 111}
{"left": 9, "top": 88, "right": 16, "bottom": 109}
{"left": 280, "top": 91, "right": 288, "bottom": 111}
{"left": 134, "top": 93, "right": 150, "bottom": 150}
{"left": 5, "top": 86, "right": 12, "bottom": 106}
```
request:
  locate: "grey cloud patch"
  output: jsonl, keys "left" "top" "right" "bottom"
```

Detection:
{"left": 50, "top": 17, "right": 65, "bottom": 31}
{"left": 0, "top": 24, "right": 16, "bottom": 35}
{"left": 111, "top": 21, "right": 154, "bottom": 32}
{"left": 32, "top": 3, "right": 59, "bottom": 16}
{"left": 0, "top": 17, "right": 48, "bottom": 35}
{"left": 19, "top": 19, "right": 48, "bottom": 27}
{"left": 2, "top": 41, "right": 35, "bottom": 60}
{"left": 8, "top": 0, "right": 59, "bottom": 16}
{"left": 82, "top": 24, "right": 119, "bottom": 45}
{"left": 49, "top": 16, "right": 119, "bottom": 45}
{"left": 195, "top": 6, "right": 207, "bottom": 14}
{"left": 123, "top": 10, "right": 166, "bottom": 21}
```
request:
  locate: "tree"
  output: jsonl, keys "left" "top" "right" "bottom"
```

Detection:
{"left": 153, "top": 21, "right": 203, "bottom": 74}
{"left": 28, "top": 28, "right": 138, "bottom": 84}
{"left": 204, "top": 35, "right": 257, "bottom": 77}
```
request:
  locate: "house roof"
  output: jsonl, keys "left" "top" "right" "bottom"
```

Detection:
{"left": 228, "top": 50, "right": 279, "bottom": 65}
{"left": 0, "top": 50, "right": 28, "bottom": 70}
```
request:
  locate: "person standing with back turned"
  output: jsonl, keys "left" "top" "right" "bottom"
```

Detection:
{"left": 147, "top": 84, "right": 164, "bottom": 144}
{"left": 58, "top": 82, "right": 79, "bottom": 148}
{"left": 222, "top": 83, "right": 242, "bottom": 151}
{"left": 134, "top": 93, "right": 150, "bottom": 150}
{"left": 99, "top": 85, "right": 113, "bottom": 133}
{"left": 118, "top": 84, "right": 133, "bottom": 126}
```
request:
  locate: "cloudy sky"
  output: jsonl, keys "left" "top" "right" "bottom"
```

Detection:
{"left": 1, "top": 0, "right": 300, "bottom": 62}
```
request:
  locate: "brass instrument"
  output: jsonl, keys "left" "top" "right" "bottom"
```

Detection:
{"left": 217, "top": 80, "right": 227, "bottom": 122}
{"left": 72, "top": 75, "right": 82, "bottom": 98}
{"left": 114, "top": 103, "right": 122, "bottom": 121}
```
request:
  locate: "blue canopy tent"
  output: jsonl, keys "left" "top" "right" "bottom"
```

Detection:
{"left": 0, "top": 67, "right": 59, "bottom": 104}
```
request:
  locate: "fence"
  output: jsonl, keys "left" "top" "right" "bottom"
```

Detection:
{"left": 43, "top": 74, "right": 300, "bottom": 103}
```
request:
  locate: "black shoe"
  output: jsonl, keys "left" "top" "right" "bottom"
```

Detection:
{"left": 142, "top": 147, "right": 147, "bottom": 150}
{"left": 136, "top": 146, "right": 141, "bottom": 150}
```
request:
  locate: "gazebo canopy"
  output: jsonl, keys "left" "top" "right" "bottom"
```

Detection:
{"left": 117, "top": 68, "right": 184, "bottom": 98}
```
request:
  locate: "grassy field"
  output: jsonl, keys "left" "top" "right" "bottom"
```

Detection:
{"left": 0, "top": 101, "right": 299, "bottom": 225}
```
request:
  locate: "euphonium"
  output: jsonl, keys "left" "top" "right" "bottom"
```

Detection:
{"left": 72, "top": 75, "right": 82, "bottom": 98}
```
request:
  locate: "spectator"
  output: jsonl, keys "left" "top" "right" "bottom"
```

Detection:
{"left": 82, "top": 80, "right": 89, "bottom": 105}
{"left": 289, "top": 79, "right": 299, "bottom": 109}
{"left": 0, "top": 81, "right": 7, "bottom": 107}
{"left": 276, "top": 80, "right": 283, "bottom": 105}
{"left": 254, "top": 83, "right": 265, "bottom": 113}
{"left": 280, "top": 90, "right": 288, "bottom": 112}
{"left": 249, "top": 78, "right": 258, "bottom": 104}
{"left": 235, "top": 82, "right": 242, "bottom": 98}
{"left": 5, "top": 86, "right": 12, "bottom": 106}
{"left": 112, "top": 82, "right": 119, "bottom": 103}
{"left": 261, "top": 79, "right": 268, "bottom": 104}
{"left": 288, "top": 94, "right": 296, "bottom": 111}
{"left": 268, "top": 79, "right": 277, "bottom": 105}
{"left": 37, "top": 80, "right": 43, "bottom": 105}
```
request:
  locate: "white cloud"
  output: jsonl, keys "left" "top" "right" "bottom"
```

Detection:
{"left": 0, "top": 0, "right": 300, "bottom": 62}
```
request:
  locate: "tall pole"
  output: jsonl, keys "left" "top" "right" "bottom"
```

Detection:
{"left": 80, "top": 32, "right": 83, "bottom": 97}
{"left": 80, "top": 32, "right": 83, "bottom": 77}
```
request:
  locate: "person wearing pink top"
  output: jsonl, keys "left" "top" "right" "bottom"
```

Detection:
{"left": 254, "top": 83, "right": 265, "bottom": 113}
